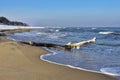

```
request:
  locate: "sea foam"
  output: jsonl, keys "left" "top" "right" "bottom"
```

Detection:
{"left": 99, "top": 31, "right": 115, "bottom": 35}
{"left": 100, "top": 67, "right": 120, "bottom": 76}
{"left": 0, "top": 24, "right": 45, "bottom": 30}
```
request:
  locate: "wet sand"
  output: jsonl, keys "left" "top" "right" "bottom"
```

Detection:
{"left": 0, "top": 28, "right": 31, "bottom": 34}
{"left": 0, "top": 28, "right": 117, "bottom": 80}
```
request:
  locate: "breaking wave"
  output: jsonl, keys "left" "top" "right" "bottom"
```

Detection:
{"left": 99, "top": 31, "right": 115, "bottom": 35}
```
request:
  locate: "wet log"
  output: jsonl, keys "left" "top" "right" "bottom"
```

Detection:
{"left": 19, "top": 41, "right": 71, "bottom": 50}
{"left": 18, "top": 37, "right": 96, "bottom": 50}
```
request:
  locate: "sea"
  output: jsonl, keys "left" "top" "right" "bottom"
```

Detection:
{"left": 7, "top": 27, "right": 120, "bottom": 77}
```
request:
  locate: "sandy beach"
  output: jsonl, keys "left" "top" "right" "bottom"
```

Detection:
{"left": 0, "top": 29, "right": 116, "bottom": 80}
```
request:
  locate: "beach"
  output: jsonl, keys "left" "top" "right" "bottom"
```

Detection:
{"left": 0, "top": 29, "right": 117, "bottom": 80}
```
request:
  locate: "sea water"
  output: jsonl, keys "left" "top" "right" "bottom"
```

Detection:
{"left": 7, "top": 27, "right": 120, "bottom": 76}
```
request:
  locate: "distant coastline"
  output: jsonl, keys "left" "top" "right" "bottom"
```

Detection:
{"left": 0, "top": 16, "right": 28, "bottom": 26}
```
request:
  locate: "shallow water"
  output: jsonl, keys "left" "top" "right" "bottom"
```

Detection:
{"left": 7, "top": 27, "right": 120, "bottom": 76}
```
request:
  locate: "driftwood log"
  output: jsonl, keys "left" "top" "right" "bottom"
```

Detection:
{"left": 18, "top": 37, "right": 96, "bottom": 50}
{"left": 19, "top": 41, "right": 70, "bottom": 50}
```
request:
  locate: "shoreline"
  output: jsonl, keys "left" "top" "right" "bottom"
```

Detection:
{"left": 40, "top": 47, "right": 120, "bottom": 77}
{"left": 40, "top": 48, "right": 106, "bottom": 74}
{"left": 0, "top": 28, "right": 117, "bottom": 80}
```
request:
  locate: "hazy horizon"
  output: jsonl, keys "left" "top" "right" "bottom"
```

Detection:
{"left": 1, "top": 0, "right": 120, "bottom": 27}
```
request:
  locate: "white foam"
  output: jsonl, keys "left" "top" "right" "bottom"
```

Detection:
{"left": 36, "top": 32, "right": 47, "bottom": 35}
{"left": 56, "top": 29, "right": 60, "bottom": 32}
{"left": 99, "top": 31, "right": 114, "bottom": 35}
{"left": 0, "top": 25, "right": 45, "bottom": 30}
{"left": 100, "top": 67, "right": 120, "bottom": 76}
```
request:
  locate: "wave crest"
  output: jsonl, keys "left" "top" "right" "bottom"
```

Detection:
{"left": 99, "top": 31, "right": 115, "bottom": 35}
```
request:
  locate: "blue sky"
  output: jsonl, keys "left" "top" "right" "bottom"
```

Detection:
{"left": 0, "top": 0, "right": 120, "bottom": 27}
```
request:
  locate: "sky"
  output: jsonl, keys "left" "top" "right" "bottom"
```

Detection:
{"left": 0, "top": 0, "right": 120, "bottom": 27}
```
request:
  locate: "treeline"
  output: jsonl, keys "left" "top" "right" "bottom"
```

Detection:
{"left": 0, "top": 16, "right": 28, "bottom": 26}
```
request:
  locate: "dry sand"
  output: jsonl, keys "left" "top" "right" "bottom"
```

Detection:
{"left": 0, "top": 36, "right": 117, "bottom": 80}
